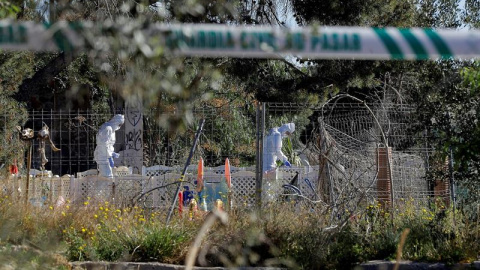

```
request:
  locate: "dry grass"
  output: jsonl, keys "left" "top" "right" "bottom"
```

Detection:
{"left": 0, "top": 190, "right": 479, "bottom": 269}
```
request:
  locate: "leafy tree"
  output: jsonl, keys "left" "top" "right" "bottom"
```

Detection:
{"left": 464, "top": 0, "right": 480, "bottom": 28}
{"left": 416, "top": 0, "right": 463, "bottom": 28}
{"left": 3, "top": 0, "right": 479, "bottom": 180}
{"left": 0, "top": 0, "right": 19, "bottom": 18}
{"left": 411, "top": 61, "right": 480, "bottom": 211}
{"left": 0, "top": 53, "right": 28, "bottom": 175}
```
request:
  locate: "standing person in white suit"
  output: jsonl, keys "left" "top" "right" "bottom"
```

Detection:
{"left": 262, "top": 122, "right": 295, "bottom": 202}
{"left": 94, "top": 114, "right": 124, "bottom": 178}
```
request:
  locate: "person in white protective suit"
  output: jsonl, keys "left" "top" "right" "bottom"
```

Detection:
{"left": 262, "top": 122, "right": 295, "bottom": 202}
{"left": 94, "top": 114, "right": 124, "bottom": 178}
{"left": 263, "top": 122, "right": 295, "bottom": 173}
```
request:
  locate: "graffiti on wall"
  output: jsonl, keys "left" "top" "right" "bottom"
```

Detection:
{"left": 124, "top": 101, "right": 143, "bottom": 174}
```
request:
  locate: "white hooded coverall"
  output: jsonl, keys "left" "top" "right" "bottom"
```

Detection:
{"left": 262, "top": 122, "right": 295, "bottom": 202}
{"left": 263, "top": 122, "right": 295, "bottom": 173}
{"left": 94, "top": 114, "right": 124, "bottom": 178}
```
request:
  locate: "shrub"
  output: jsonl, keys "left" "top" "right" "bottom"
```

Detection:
{"left": 1, "top": 191, "right": 479, "bottom": 269}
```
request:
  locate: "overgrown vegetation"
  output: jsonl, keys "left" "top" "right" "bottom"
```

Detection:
{"left": 0, "top": 193, "right": 478, "bottom": 269}
{"left": 1, "top": 0, "right": 480, "bottom": 268}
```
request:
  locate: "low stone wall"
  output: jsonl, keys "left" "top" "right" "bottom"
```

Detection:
{"left": 359, "top": 260, "right": 480, "bottom": 270}
{"left": 70, "top": 261, "right": 285, "bottom": 270}
{"left": 70, "top": 261, "right": 480, "bottom": 270}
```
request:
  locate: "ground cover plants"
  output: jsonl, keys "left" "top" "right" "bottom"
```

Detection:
{"left": 0, "top": 191, "right": 479, "bottom": 270}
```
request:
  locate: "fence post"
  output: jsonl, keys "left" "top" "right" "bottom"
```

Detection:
{"left": 25, "top": 141, "right": 32, "bottom": 205}
{"left": 255, "top": 102, "right": 265, "bottom": 210}
{"left": 166, "top": 119, "right": 205, "bottom": 224}
{"left": 376, "top": 146, "right": 393, "bottom": 208}
{"left": 449, "top": 146, "right": 456, "bottom": 208}
{"left": 318, "top": 120, "right": 333, "bottom": 205}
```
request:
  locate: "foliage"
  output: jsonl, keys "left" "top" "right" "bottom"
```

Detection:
{"left": 0, "top": 52, "right": 31, "bottom": 175}
{"left": 62, "top": 200, "right": 195, "bottom": 262}
{"left": 0, "top": 195, "right": 70, "bottom": 269}
{"left": 2, "top": 1, "right": 480, "bottom": 267}
{"left": 0, "top": 0, "right": 19, "bottom": 19}
{"left": 416, "top": 0, "right": 463, "bottom": 28}
{"left": 464, "top": 0, "right": 480, "bottom": 28}
{"left": 142, "top": 96, "right": 257, "bottom": 167}
{"left": 201, "top": 99, "right": 257, "bottom": 166}
{"left": 332, "top": 199, "right": 479, "bottom": 266}
{"left": 200, "top": 199, "right": 479, "bottom": 269}
{"left": 292, "top": 0, "right": 372, "bottom": 26}
{"left": 4, "top": 0, "right": 478, "bottom": 176}
{"left": 409, "top": 60, "right": 480, "bottom": 211}
{"left": 281, "top": 137, "right": 301, "bottom": 166}
{"left": 0, "top": 191, "right": 479, "bottom": 269}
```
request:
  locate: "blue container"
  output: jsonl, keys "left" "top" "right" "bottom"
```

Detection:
{"left": 200, "top": 180, "right": 228, "bottom": 211}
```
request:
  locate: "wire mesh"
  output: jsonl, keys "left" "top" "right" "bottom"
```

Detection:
{"left": 8, "top": 104, "right": 256, "bottom": 176}
{"left": 264, "top": 100, "right": 443, "bottom": 205}
{"left": 1, "top": 100, "right": 447, "bottom": 204}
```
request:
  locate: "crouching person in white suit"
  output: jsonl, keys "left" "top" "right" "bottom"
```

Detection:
{"left": 94, "top": 114, "right": 124, "bottom": 178}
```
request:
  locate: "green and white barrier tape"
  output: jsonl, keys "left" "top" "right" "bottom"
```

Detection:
{"left": 0, "top": 21, "right": 83, "bottom": 53}
{"left": 1, "top": 20, "right": 479, "bottom": 60}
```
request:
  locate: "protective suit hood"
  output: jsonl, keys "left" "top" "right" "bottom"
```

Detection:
{"left": 102, "top": 114, "right": 124, "bottom": 131}
{"left": 278, "top": 123, "right": 295, "bottom": 136}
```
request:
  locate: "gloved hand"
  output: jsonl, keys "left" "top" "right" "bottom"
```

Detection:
{"left": 108, "top": 157, "right": 114, "bottom": 168}
{"left": 112, "top": 152, "right": 120, "bottom": 159}
{"left": 284, "top": 160, "right": 291, "bottom": 167}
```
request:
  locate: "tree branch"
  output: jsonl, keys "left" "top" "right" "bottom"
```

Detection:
{"left": 14, "top": 53, "right": 75, "bottom": 105}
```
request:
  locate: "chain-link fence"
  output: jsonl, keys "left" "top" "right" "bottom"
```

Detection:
{"left": 5, "top": 104, "right": 257, "bottom": 176}
{"left": 1, "top": 101, "right": 451, "bottom": 205}
{"left": 263, "top": 100, "right": 448, "bottom": 206}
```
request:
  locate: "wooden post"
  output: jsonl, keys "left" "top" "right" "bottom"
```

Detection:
{"left": 255, "top": 102, "right": 265, "bottom": 210}
{"left": 318, "top": 121, "right": 333, "bottom": 205}
{"left": 376, "top": 146, "right": 392, "bottom": 207}
{"left": 25, "top": 141, "right": 32, "bottom": 205}
{"left": 433, "top": 157, "right": 450, "bottom": 206}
